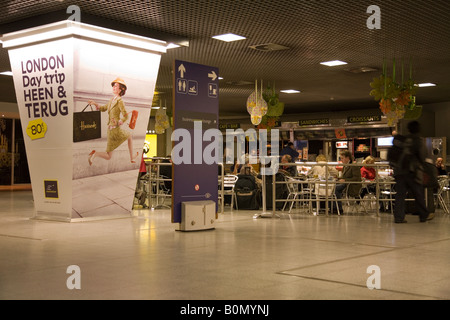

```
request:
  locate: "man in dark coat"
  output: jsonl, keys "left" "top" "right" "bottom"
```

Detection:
{"left": 280, "top": 142, "right": 299, "bottom": 162}
{"left": 393, "top": 121, "right": 433, "bottom": 223}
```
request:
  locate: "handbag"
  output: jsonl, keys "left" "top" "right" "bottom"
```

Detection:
{"left": 416, "top": 161, "right": 439, "bottom": 189}
{"left": 129, "top": 110, "right": 138, "bottom": 129}
{"left": 73, "top": 104, "right": 101, "bottom": 142}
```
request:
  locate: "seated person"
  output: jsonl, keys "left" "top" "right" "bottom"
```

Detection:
{"left": 279, "top": 154, "right": 297, "bottom": 177}
{"left": 307, "top": 154, "right": 338, "bottom": 179}
{"left": 360, "top": 155, "right": 377, "bottom": 199}
{"left": 435, "top": 157, "right": 447, "bottom": 176}
{"left": 230, "top": 158, "right": 243, "bottom": 175}
{"left": 335, "top": 150, "right": 361, "bottom": 213}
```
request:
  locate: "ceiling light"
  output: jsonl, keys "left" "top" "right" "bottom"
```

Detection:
{"left": 212, "top": 33, "right": 246, "bottom": 42}
{"left": 280, "top": 90, "right": 301, "bottom": 94}
{"left": 417, "top": 83, "right": 437, "bottom": 87}
{"left": 0, "top": 71, "right": 13, "bottom": 76}
{"left": 320, "top": 60, "right": 348, "bottom": 67}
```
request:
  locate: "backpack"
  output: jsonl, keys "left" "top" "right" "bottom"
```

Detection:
{"left": 234, "top": 175, "right": 260, "bottom": 210}
{"left": 234, "top": 174, "right": 257, "bottom": 192}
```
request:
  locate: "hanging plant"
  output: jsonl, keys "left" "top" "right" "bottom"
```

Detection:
{"left": 370, "top": 59, "right": 420, "bottom": 126}
{"left": 257, "top": 83, "right": 284, "bottom": 130}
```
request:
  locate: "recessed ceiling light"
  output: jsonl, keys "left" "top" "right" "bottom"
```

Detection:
{"left": 320, "top": 60, "right": 348, "bottom": 67}
{"left": 212, "top": 33, "right": 246, "bottom": 42}
{"left": 0, "top": 71, "right": 13, "bottom": 76}
{"left": 417, "top": 83, "right": 437, "bottom": 87}
{"left": 280, "top": 89, "right": 301, "bottom": 94}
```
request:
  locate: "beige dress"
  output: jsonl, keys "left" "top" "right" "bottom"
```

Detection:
{"left": 99, "top": 96, "right": 130, "bottom": 152}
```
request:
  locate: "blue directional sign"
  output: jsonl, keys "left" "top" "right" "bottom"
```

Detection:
{"left": 172, "top": 60, "right": 219, "bottom": 223}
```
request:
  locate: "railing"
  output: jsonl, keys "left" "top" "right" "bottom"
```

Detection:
{"left": 140, "top": 158, "right": 447, "bottom": 216}
{"left": 269, "top": 162, "right": 395, "bottom": 216}
{"left": 218, "top": 162, "right": 225, "bottom": 214}
{"left": 142, "top": 157, "right": 172, "bottom": 209}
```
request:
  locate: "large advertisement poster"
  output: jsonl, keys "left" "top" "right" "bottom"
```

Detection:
{"left": 9, "top": 39, "right": 75, "bottom": 220}
{"left": 71, "top": 39, "right": 160, "bottom": 219}
{"left": 7, "top": 31, "right": 162, "bottom": 221}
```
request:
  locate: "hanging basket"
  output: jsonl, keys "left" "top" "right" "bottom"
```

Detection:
{"left": 246, "top": 91, "right": 267, "bottom": 116}
{"left": 370, "top": 59, "right": 420, "bottom": 125}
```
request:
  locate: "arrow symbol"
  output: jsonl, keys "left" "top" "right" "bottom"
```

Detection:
{"left": 178, "top": 64, "right": 186, "bottom": 78}
{"left": 208, "top": 70, "right": 217, "bottom": 81}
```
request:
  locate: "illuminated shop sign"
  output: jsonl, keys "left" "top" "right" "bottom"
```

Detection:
{"left": 299, "top": 119, "right": 329, "bottom": 126}
{"left": 219, "top": 123, "right": 240, "bottom": 130}
{"left": 347, "top": 115, "right": 381, "bottom": 123}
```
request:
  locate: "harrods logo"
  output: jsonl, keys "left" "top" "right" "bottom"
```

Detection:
{"left": 80, "top": 120, "right": 98, "bottom": 131}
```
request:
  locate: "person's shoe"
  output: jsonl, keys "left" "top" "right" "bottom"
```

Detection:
{"left": 420, "top": 213, "right": 435, "bottom": 222}
{"left": 131, "top": 151, "right": 139, "bottom": 163}
{"left": 88, "top": 150, "right": 96, "bottom": 166}
{"left": 395, "top": 219, "right": 407, "bottom": 223}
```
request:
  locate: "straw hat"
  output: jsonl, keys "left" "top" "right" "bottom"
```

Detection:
{"left": 111, "top": 77, "right": 127, "bottom": 89}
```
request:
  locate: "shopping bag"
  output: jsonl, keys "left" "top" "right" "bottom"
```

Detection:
{"left": 419, "top": 161, "right": 439, "bottom": 189}
{"left": 129, "top": 110, "right": 138, "bottom": 129}
{"left": 73, "top": 104, "right": 101, "bottom": 142}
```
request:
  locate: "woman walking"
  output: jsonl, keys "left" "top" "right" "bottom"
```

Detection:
{"left": 88, "top": 77, "right": 139, "bottom": 165}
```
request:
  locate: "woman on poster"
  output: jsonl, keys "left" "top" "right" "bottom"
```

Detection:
{"left": 87, "top": 77, "right": 139, "bottom": 165}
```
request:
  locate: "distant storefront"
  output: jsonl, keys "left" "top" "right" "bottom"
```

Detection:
{"left": 0, "top": 118, "right": 30, "bottom": 186}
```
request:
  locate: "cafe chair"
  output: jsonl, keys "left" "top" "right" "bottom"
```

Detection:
{"left": 218, "top": 175, "right": 239, "bottom": 210}
{"left": 343, "top": 184, "right": 367, "bottom": 214}
{"left": 314, "top": 181, "right": 340, "bottom": 215}
{"left": 283, "top": 176, "right": 309, "bottom": 213}
{"left": 435, "top": 176, "right": 449, "bottom": 214}
{"left": 380, "top": 177, "right": 396, "bottom": 214}
{"left": 156, "top": 174, "right": 172, "bottom": 207}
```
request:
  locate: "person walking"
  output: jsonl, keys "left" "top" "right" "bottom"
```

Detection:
{"left": 87, "top": 77, "right": 139, "bottom": 166}
{"left": 393, "top": 121, "right": 434, "bottom": 223}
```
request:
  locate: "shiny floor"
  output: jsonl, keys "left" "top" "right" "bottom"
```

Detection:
{"left": 1, "top": 190, "right": 450, "bottom": 300}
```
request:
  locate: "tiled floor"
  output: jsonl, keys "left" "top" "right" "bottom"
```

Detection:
{"left": 1, "top": 190, "right": 450, "bottom": 300}
{"left": 72, "top": 170, "right": 139, "bottom": 219}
